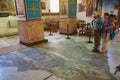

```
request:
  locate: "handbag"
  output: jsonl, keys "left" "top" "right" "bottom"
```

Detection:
{"left": 110, "top": 32, "right": 115, "bottom": 40}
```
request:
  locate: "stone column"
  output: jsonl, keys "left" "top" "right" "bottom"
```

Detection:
{"left": 16, "top": 0, "right": 46, "bottom": 46}
{"left": 59, "top": 0, "right": 77, "bottom": 35}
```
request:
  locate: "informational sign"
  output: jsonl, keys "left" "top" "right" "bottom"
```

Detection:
{"left": 69, "top": 0, "right": 77, "bottom": 18}
{"left": 25, "top": 0, "right": 41, "bottom": 19}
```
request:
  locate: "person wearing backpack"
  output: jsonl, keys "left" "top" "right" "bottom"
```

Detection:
{"left": 101, "top": 13, "right": 115, "bottom": 54}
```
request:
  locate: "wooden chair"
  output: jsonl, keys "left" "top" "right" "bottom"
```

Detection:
{"left": 83, "top": 23, "right": 93, "bottom": 34}
{"left": 50, "top": 21, "right": 58, "bottom": 32}
{"left": 78, "top": 22, "right": 93, "bottom": 36}
{"left": 79, "top": 23, "right": 87, "bottom": 35}
{"left": 77, "top": 20, "right": 87, "bottom": 35}
{"left": 115, "top": 22, "right": 120, "bottom": 33}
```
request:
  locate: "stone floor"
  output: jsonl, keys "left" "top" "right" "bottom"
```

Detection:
{"left": 0, "top": 32, "right": 120, "bottom": 80}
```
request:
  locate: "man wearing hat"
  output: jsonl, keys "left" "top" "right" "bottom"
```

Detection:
{"left": 91, "top": 11, "right": 103, "bottom": 52}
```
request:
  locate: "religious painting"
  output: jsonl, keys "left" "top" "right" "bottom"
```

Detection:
{"left": 0, "top": 0, "right": 15, "bottom": 12}
{"left": 97, "top": 0, "right": 102, "bottom": 16}
{"left": 15, "top": 0, "right": 24, "bottom": 15}
{"left": 69, "top": 0, "right": 77, "bottom": 18}
{"left": 25, "top": 0, "right": 41, "bottom": 19}
{"left": 59, "top": 0, "right": 69, "bottom": 18}
{"left": 41, "top": 2, "right": 46, "bottom": 9}
{"left": 6, "top": 0, "right": 15, "bottom": 10}
{"left": 78, "top": 0, "right": 86, "bottom": 12}
{"left": 86, "top": 0, "right": 94, "bottom": 17}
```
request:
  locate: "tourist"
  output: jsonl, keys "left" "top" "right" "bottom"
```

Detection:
{"left": 101, "top": 13, "right": 116, "bottom": 54}
{"left": 91, "top": 12, "right": 103, "bottom": 52}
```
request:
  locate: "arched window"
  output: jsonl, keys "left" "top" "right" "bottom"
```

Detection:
{"left": 50, "top": 0, "right": 59, "bottom": 13}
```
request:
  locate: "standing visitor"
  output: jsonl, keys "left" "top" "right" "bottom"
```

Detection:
{"left": 101, "top": 13, "right": 116, "bottom": 54}
{"left": 91, "top": 12, "right": 103, "bottom": 52}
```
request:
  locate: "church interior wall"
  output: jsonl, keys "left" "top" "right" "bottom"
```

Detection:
{"left": 0, "top": 0, "right": 118, "bottom": 27}
{"left": 41, "top": 0, "right": 59, "bottom": 22}
{"left": 77, "top": 0, "right": 118, "bottom": 23}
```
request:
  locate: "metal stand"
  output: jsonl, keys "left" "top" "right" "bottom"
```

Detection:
{"left": 66, "top": 24, "right": 71, "bottom": 39}
{"left": 49, "top": 26, "right": 53, "bottom": 36}
{"left": 87, "top": 30, "right": 93, "bottom": 43}
{"left": 114, "top": 65, "right": 120, "bottom": 75}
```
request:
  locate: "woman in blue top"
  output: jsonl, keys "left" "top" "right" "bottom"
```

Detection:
{"left": 91, "top": 12, "right": 103, "bottom": 52}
